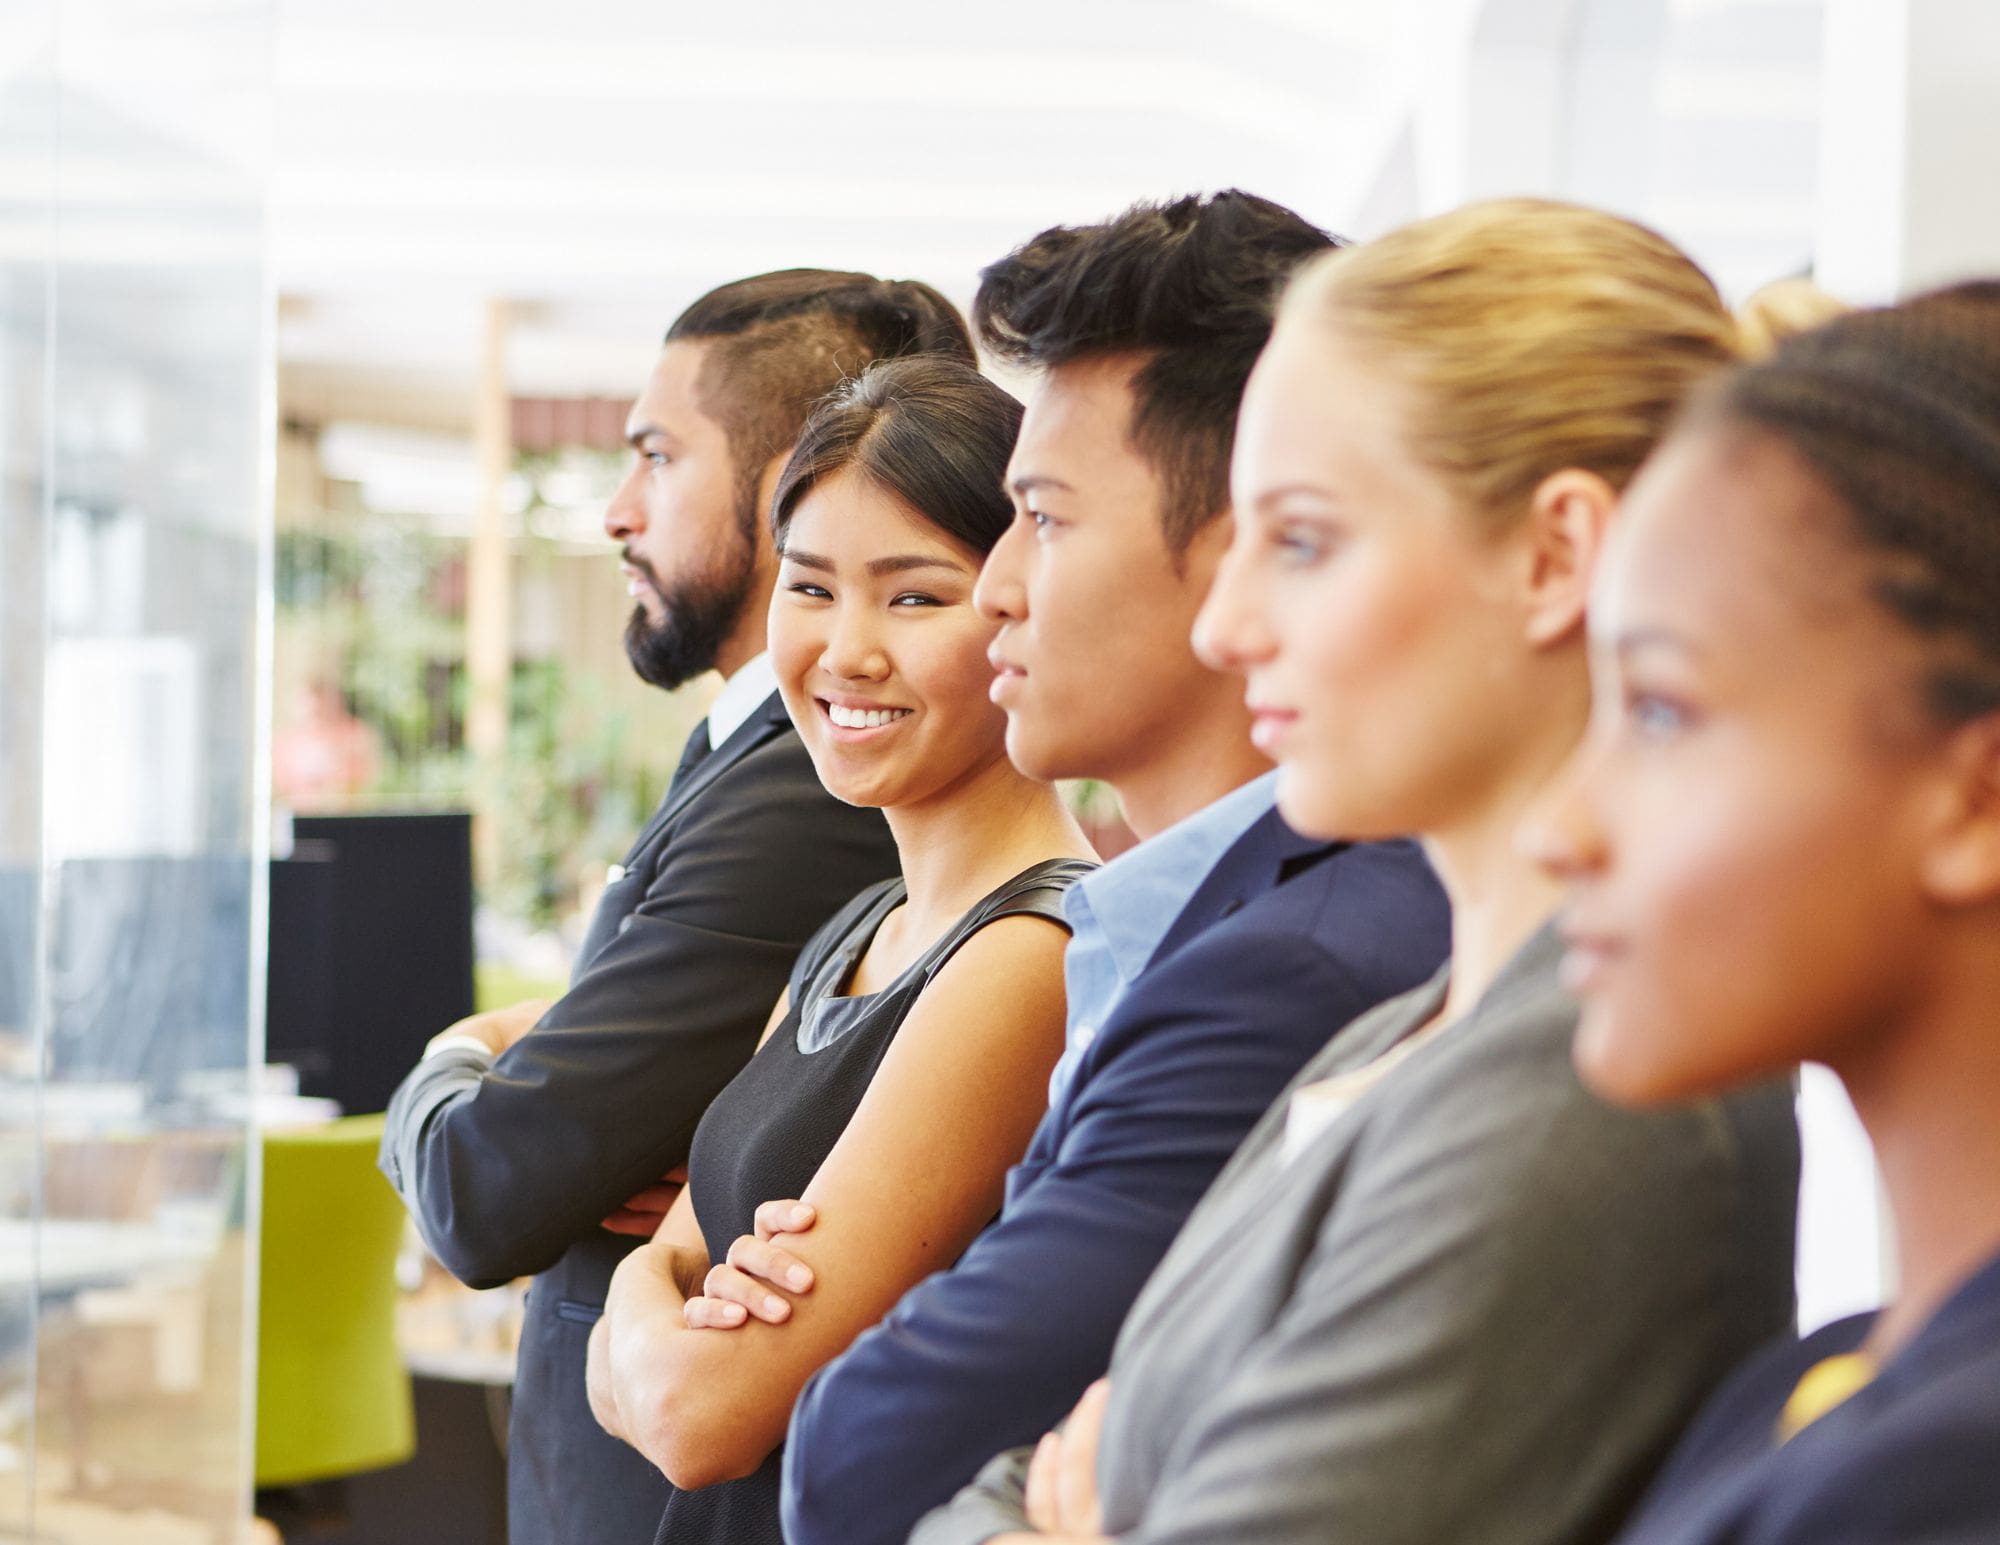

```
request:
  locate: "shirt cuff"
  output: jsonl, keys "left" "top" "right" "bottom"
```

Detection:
{"left": 423, "top": 1032, "right": 498, "bottom": 1062}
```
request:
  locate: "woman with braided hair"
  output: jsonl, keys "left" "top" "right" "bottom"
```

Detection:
{"left": 1535, "top": 281, "right": 2000, "bottom": 1543}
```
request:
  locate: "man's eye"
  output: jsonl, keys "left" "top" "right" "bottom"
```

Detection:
{"left": 1027, "top": 509, "right": 1058, "bottom": 534}
{"left": 644, "top": 450, "right": 670, "bottom": 468}
{"left": 787, "top": 582, "right": 831, "bottom": 600}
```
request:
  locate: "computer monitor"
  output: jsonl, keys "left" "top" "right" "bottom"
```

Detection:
{"left": 283, "top": 812, "right": 476, "bottom": 1117}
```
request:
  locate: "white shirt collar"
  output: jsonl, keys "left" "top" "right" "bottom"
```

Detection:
{"left": 706, "top": 651, "right": 778, "bottom": 749}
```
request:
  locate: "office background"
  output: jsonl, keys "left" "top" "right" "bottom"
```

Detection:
{"left": 5, "top": 0, "right": 1999, "bottom": 1539}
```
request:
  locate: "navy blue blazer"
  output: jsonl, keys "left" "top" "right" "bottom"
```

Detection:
{"left": 1614, "top": 1248, "right": 2000, "bottom": 1544}
{"left": 779, "top": 812, "right": 1451, "bottom": 1545}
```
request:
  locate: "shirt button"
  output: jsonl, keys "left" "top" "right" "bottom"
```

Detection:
{"left": 1075, "top": 1023, "right": 1096, "bottom": 1048}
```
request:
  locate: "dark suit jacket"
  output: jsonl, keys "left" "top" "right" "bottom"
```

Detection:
{"left": 1613, "top": 1248, "right": 2000, "bottom": 1545}
{"left": 379, "top": 692, "right": 898, "bottom": 1545}
{"left": 779, "top": 812, "right": 1450, "bottom": 1545}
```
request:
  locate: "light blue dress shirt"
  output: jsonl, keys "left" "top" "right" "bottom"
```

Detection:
{"left": 1048, "top": 771, "right": 1279, "bottom": 1105}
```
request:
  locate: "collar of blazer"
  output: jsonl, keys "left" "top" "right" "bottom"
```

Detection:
{"left": 1147, "top": 807, "right": 1345, "bottom": 973}
{"left": 1122, "top": 924, "right": 1556, "bottom": 1346}
{"left": 631, "top": 689, "right": 797, "bottom": 857}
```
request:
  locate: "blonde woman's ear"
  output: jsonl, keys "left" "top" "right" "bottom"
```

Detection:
{"left": 1520, "top": 467, "right": 1618, "bottom": 648}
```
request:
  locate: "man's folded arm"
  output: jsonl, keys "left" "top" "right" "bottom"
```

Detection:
{"left": 378, "top": 760, "right": 890, "bottom": 1288}
{"left": 782, "top": 929, "right": 1368, "bottom": 1545}
{"left": 380, "top": 920, "right": 799, "bottom": 1286}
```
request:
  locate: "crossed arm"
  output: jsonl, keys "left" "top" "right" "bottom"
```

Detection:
{"left": 378, "top": 760, "right": 894, "bottom": 1288}
{"left": 691, "top": 921, "right": 1385, "bottom": 1545}
{"left": 585, "top": 913, "right": 1072, "bottom": 1491}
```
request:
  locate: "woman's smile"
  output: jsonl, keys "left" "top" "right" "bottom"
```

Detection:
{"left": 819, "top": 696, "right": 918, "bottom": 737}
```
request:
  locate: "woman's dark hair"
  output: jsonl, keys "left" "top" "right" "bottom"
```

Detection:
{"left": 664, "top": 270, "right": 976, "bottom": 520}
{"left": 769, "top": 356, "right": 1023, "bottom": 559}
{"left": 1694, "top": 279, "right": 2000, "bottom": 723}
{"left": 973, "top": 191, "right": 1339, "bottom": 551}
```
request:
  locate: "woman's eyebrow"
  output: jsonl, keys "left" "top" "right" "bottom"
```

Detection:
{"left": 778, "top": 549, "right": 967, "bottom": 577}
{"left": 1254, "top": 483, "right": 1340, "bottom": 512}
{"left": 868, "top": 554, "right": 967, "bottom": 577}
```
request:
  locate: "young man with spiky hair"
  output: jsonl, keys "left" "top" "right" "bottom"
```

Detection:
{"left": 681, "top": 195, "right": 1451, "bottom": 1545}
{"left": 379, "top": 271, "right": 961, "bottom": 1545}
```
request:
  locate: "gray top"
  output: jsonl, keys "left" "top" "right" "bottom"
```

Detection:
{"left": 914, "top": 923, "right": 1801, "bottom": 1545}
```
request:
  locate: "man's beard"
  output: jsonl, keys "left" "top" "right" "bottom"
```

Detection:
{"left": 622, "top": 505, "right": 759, "bottom": 691}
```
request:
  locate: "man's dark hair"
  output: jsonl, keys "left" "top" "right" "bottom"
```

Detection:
{"left": 974, "top": 191, "right": 1340, "bottom": 550}
{"left": 666, "top": 269, "right": 975, "bottom": 518}
{"left": 623, "top": 272, "right": 974, "bottom": 691}
{"left": 771, "top": 355, "right": 1022, "bottom": 558}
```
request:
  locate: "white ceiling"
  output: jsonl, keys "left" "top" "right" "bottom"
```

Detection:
{"left": 271, "top": 0, "right": 1416, "bottom": 404}
{"left": 263, "top": 0, "right": 1827, "bottom": 414}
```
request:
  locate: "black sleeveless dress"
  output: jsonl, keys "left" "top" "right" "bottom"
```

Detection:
{"left": 653, "top": 856, "right": 1093, "bottom": 1545}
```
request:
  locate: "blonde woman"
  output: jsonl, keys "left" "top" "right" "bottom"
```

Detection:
{"left": 919, "top": 201, "right": 1804, "bottom": 1545}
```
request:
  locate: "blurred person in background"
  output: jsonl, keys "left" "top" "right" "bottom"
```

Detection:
{"left": 681, "top": 191, "right": 1450, "bottom": 1545}
{"left": 586, "top": 355, "right": 1097, "bottom": 1545}
{"left": 271, "top": 678, "right": 381, "bottom": 810}
{"left": 378, "top": 271, "right": 962, "bottom": 1545}
{"left": 923, "top": 200, "right": 1801, "bottom": 1545}
{"left": 1538, "top": 282, "right": 2000, "bottom": 1545}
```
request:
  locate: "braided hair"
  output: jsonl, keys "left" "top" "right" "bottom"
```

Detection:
{"left": 1701, "top": 280, "right": 2000, "bottom": 724}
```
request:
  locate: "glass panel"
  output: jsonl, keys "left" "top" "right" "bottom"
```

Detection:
{"left": 1, "top": 8, "right": 61, "bottom": 1532}
{"left": 0, "top": 0, "right": 274, "bottom": 1538}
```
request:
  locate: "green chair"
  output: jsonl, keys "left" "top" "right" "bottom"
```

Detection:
{"left": 255, "top": 1112, "right": 416, "bottom": 1487}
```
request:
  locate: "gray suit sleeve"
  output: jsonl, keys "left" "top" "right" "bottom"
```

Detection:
{"left": 907, "top": 1445, "right": 1036, "bottom": 1545}
{"left": 1114, "top": 1042, "right": 1788, "bottom": 1545}
{"left": 379, "top": 1044, "right": 492, "bottom": 1240}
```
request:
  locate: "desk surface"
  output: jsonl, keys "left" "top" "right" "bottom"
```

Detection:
{"left": 401, "top": 1343, "right": 517, "bottom": 1386}
{"left": 0, "top": 1218, "right": 217, "bottom": 1292}
{"left": 398, "top": 1272, "right": 520, "bottom": 1387}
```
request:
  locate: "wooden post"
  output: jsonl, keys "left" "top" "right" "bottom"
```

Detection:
{"left": 466, "top": 298, "right": 513, "bottom": 893}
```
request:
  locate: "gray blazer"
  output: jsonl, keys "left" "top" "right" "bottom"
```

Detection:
{"left": 914, "top": 925, "right": 1800, "bottom": 1545}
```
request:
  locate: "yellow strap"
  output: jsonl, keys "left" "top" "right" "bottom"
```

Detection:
{"left": 1777, "top": 1352, "right": 1876, "bottom": 1441}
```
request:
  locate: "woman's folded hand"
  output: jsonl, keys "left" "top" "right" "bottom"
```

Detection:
{"left": 682, "top": 1198, "right": 819, "bottom": 1328}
